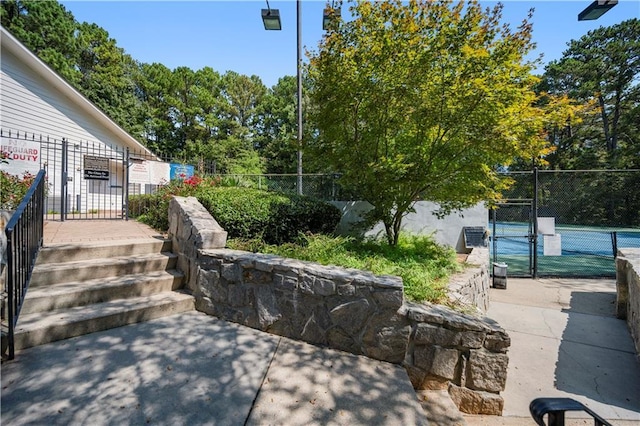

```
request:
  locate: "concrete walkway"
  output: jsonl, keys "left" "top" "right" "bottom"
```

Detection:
{"left": 466, "top": 278, "right": 640, "bottom": 426}
{"left": 2, "top": 311, "right": 426, "bottom": 425}
{"left": 2, "top": 220, "right": 428, "bottom": 425}
{"left": 4, "top": 220, "right": 640, "bottom": 425}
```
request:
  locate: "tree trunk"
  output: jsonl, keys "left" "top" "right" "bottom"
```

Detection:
{"left": 598, "top": 94, "right": 612, "bottom": 151}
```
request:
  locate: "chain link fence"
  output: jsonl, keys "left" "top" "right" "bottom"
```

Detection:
{"left": 492, "top": 169, "right": 640, "bottom": 278}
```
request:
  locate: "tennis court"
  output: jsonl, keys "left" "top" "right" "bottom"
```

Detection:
{"left": 490, "top": 221, "right": 640, "bottom": 277}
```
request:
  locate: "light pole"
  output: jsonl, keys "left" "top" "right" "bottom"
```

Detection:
{"left": 262, "top": 0, "right": 303, "bottom": 195}
{"left": 296, "top": 0, "right": 303, "bottom": 196}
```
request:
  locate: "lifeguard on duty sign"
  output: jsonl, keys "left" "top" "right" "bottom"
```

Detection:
{"left": 84, "top": 155, "right": 110, "bottom": 180}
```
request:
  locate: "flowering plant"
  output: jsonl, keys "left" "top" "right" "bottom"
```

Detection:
{"left": 1, "top": 170, "right": 36, "bottom": 210}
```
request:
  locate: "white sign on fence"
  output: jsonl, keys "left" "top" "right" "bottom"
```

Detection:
{"left": 538, "top": 217, "right": 556, "bottom": 235}
{"left": 543, "top": 234, "right": 562, "bottom": 256}
{"left": 129, "top": 160, "right": 150, "bottom": 184}
{"left": 0, "top": 138, "right": 41, "bottom": 176}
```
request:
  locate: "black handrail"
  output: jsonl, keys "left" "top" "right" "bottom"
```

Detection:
{"left": 3, "top": 169, "right": 46, "bottom": 360}
{"left": 530, "top": 397, "right": 613, "bottom": 426}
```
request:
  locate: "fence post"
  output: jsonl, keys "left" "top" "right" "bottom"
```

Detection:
{"left": 124, "top": 147, "right": 130, "bottom": 220}
{"left": 532, "top": 167, "right": 539, "bottom": 278}
{"left": 60, "top": 138, "right": 68, "bottom": 221}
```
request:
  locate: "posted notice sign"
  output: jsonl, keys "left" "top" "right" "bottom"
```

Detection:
{"left": 84, "top": 155, "right": 110, "bottom": 180}
{"left": 0, "top": 138, "right": 41, "bottom": 176}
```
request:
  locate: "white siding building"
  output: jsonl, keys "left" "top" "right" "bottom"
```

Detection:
{"left": 1, "top": 25, "right": 166, "bottom": 218}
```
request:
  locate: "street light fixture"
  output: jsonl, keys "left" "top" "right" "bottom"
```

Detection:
{"left": 323, "top": 1, "right": 339, "bottom": 31}
{"left": 578, "top": 0, "right": 618, "bottom": 21}
{"left": 261, "top": 3, "right": 281, "bottom": 30}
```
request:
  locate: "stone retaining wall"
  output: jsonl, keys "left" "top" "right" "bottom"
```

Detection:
{"left": 447, "top": 248, "right": 490, "bottom": 314}
{"left": 616, "top": 248, "right": 640, "bottom": 356}
{"left": 168, "top": 196, "right": 509, "bottom": 415}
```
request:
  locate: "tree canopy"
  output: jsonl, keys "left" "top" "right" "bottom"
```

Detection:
{"left": 540, "top": 18, "right": 640, "bottom": 169}
{"left": 307, "top": 0, "right": 557, "bottom": 245}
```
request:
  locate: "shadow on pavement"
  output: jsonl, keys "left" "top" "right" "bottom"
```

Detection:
{"left": 555, "top": 291, "right": 640, "bottom": 415}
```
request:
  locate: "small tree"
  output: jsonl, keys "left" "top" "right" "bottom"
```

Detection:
{"left": 307, "top": 0, "right": 552, "bottom": 245}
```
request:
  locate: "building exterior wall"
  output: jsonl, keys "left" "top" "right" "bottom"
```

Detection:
{"left": 333, "top": 201, "right": 488, "bottom": 252}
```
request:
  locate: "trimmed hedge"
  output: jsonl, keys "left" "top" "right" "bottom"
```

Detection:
{"left": 129, "top": 184, "right": 341, "bottom": 245}
{"left": 197, "top": 187, "right": 342, "bottom": 244}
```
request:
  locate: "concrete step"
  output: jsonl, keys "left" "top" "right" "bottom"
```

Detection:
{"left": 37, "top": 239, "right": 172, "bottom": 264}
{"left": 13, "top": 291, "right": 195, "bottom": 351}
{"left": 29, "top": 252, "right": 178, "bottom": 287}
{"left": 21, "top": 270, "right": 184, "bottom": 315}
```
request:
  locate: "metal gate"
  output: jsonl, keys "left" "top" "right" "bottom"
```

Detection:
{"left": 42, "top": 137, "right": 127, "bottom": 220}
{"left": 490, "top": 198, "right": 536, "bottom": 277}
{"left": 491, "top": 169, "right": 640, "bottom": 278}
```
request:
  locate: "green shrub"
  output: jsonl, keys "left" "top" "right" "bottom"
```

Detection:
{"left": 197, "top": 187, "right": 341, "bottom": 244}
{"left": 197, "top": 187, "right": 282, "bottom": 240}
{"left": 131, "top": 181, "right": 341, "bottom": 245}
{"left": 128, "top": 176, "right": 210, "bottom": 230}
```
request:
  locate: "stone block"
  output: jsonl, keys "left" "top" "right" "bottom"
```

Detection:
{"left": 363, "top": 311, "right": 411, "bottom": 364}
{"left": 327, "top": 326, "right": 360, "bottom": 355}
{"left": 329, "top": 298, "right": 371, "bottom": 336}
{"left": 483, "top": 332, "right": 511, "bottom": 353}
{"left": 315, "top": 277, "right": 336, "bottom": 296}
{"left": 459, "top": 331, "right": 485, "bottom": 349}
{"left": 242, "top": 268, "right": 272, "bottom": 285}
{"left": 430, "top": 346, "right": 459, "bottom": 380}
{"left": 274, "top": 272, "right": 298, "bottom": 291}
{"left": 448, "top": 383, "right": 504, "bottom": 415}
{"left": 198, "top": 229, "right": 227, "bottom": 249}
{"left": 418, "top": 375, "right": 450, "bottom": 390}
{"left": 406, "top": 303, "right": 446, "bottom": 325}
{"left": 467, "top": 349, "right": 509, "bottom": 393}
{"left": 373, "top": 275, "right": 404, "bottom": 290}
{"left": 299, "top": 273, "right": 315, "bottom": 295}
{"left": 414, "top": 323, "right": 459, "bottom": 346}
{"left": 221, "top": 263, "right": 240, "bottom": 282}
{"left": 414, "top": 345, "right": 434, "bottom": 371}
{"left": 336, "top": 283, "right": 356, "bottom": 296}
{"left": 371, "top": 289, "right": 403, "bottom": 310}
{"left": 444, "top": 311, "right": 490, "bottom": 333}
{"left": 254, "top": 285, "right": 281, "bottom": 330}
{"left": 301, "top": 311, "right": 329, "bottom": 345}
{"left": 197, "top": 269, "right": 224, "bottom": 301}
{"left": 228, "top": 284, "right": 252, "bottom": 308}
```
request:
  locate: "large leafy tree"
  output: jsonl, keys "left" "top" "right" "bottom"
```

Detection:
{"left": 308, "top": 0, "right": 552, "bottom": 245}
{"left": 541, "top": 19, "right": 640, "bottom": 168}
{"left": 1, "top": 0, "right": 79, "bottom": 84}
{"left": 75, "top": 22, "right": 142, "bottom": 137}
{"left": 255, "top": 76, "right": 298, "bottom": 174}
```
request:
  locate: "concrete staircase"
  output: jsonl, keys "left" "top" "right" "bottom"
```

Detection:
{"left": 12, "top": 239, "right": 194, "bottom": 351}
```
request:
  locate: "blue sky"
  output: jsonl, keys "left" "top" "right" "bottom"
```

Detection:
{"left": 59, "top": 1, "right": 640, "bottom": 88}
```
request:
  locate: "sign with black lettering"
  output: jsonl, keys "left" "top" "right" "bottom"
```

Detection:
{"left": 84, "top": 155, "right": 110, "bottom": 180}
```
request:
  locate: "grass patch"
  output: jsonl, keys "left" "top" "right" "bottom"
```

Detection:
{"left": 227, "top": 233, "right": 462, "bottom": 304}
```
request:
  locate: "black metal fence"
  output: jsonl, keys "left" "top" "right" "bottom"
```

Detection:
{"left": 492, "top": 169, "right": 640, "bottom": 278}
{"left": 2, "top": 169, "right": 46, "bottom": 360}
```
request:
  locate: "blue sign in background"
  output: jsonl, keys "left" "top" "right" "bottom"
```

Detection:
{"left": 170, "top": 163, "right": 194, "bottom": 180}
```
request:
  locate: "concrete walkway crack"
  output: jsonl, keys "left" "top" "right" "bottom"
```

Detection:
{"left": 244, "top": 336, "right": 282, "bottom": 426}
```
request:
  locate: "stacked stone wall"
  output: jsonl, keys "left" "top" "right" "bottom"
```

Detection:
{"left": 168, "top": 196, "right": 509, "bottom": 415}
{"left": 447, "top": 248, "right": 490, "bottom": 313}
{"left": 616, "top": 248, "right": 640, "bottom": 356}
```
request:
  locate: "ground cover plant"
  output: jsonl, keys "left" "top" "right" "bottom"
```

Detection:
{"left": 227, "top": 233, "right": 461, "bottom": 303}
